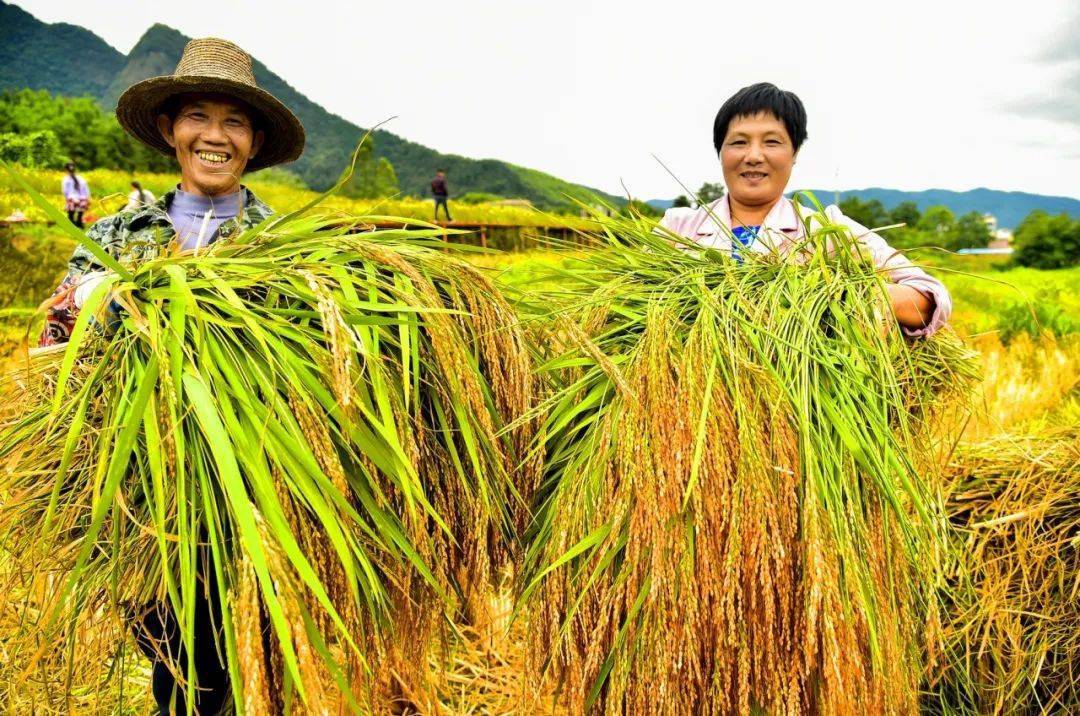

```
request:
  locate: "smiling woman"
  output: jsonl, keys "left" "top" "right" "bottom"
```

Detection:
{"left": 661, "top": 82, "right": 952, "bottom": 337}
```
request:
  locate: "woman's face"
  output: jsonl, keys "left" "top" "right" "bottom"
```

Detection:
{"left": 719, "top": 112, "right": 796, "bottom": 209}
{"left": 156, "top": 94, "right": 265, "bottom": 197}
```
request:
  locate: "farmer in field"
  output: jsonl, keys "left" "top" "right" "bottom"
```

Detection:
{"left": 39, "top": 38, "right": 303, "bottom": 350}
{"left": 122, "top": 179, "right": 156, "bottom": 211}
{"left": 432, "top": 168, "right": 453, "bottom": 221}
{"left": 661, "top": 82, "right": 951, "bottom": 336}
{"left": 60, "top": 161, "right": 90, "bottom": 228}
{"left": 38, "top": 37, "right": 305, "bottom": 714}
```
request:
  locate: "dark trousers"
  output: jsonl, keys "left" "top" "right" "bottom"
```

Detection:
{"left": 434, "top": 195, "right": 452, "bottom": 221}
{"left": 131, "top": 587, "right": 231, "bottom": 715}
{"left": 67, "top": 210, "right": 84, "bottom": 228}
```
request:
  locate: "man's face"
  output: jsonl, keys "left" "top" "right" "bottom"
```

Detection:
{"left": 156, "top": 94, "right": 265, "bottom": 197}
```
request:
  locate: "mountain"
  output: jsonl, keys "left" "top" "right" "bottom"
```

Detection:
{"left": 649, "top": 188, "right": 1080, "bottom": 228}
{"left": 0, "top": 2, "right": 620, "bottom": 208}
{"left": 0, "top": 0, "right": 124, "bottom": 97}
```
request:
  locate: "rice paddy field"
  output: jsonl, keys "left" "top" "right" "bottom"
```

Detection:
{"left": 0, "top": 168, "right": 597, "bottom": 230}
{"left": 0, "top": 176, "right": 1076, "bottom": 714}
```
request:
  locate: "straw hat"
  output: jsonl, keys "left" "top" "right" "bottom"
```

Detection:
{"left": 116, "top": 38, "right": 305, "bottom": 171}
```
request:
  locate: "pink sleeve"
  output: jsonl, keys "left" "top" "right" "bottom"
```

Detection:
{"left": 659, "top": 207, "right": 699, "bottom": 238}
{"left": 826, "top": 205, "right": 952, "bottom": 338}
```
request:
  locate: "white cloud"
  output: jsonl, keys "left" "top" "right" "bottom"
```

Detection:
{"left": 18, "top": 0, "right": 1080, "bottom": 198}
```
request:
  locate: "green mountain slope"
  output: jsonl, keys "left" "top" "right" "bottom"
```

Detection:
{"left": 0, "top": 0, "right": 124, "bottom": 97}
{"left": 0, "top": 4, "right": 619, "bottom": 208}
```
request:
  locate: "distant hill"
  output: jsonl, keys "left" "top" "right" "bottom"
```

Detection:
{"left": 0, "top": 1, "right": 621, "bottom": 208}
{"left": 795, "top": 187, "right": 1080, "bottom": 229}
{"left": 648, "top": 187, "right": 1080, "bottom": 228}
{"left": 0, "top": 1, "right": 124, "bottom": 97}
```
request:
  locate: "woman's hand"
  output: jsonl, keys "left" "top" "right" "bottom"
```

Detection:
{"left": 886, "top": 283, "right": 933, "bottom": 331}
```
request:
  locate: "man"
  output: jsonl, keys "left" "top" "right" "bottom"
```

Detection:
{"left": 40, "top": 38, "right": 303, "bottom": 349}
{"left": 38, "top": 37, "right": 305, "bottom": 715}
{"left": 431, "top": 168, "right": 452, "bottom": 221}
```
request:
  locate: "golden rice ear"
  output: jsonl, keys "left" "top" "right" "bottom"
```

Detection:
{"left": 516, "top": 208, "right": 975, "bottom": 714}
{"left": 231, "top": 555, "right": 277, "bottom": 715}
{"left": 935, "top": 427, "right": 1080, "bottom": 711}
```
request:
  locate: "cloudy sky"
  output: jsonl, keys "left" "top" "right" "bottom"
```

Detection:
{"left": 19, "top": 0, "right": 1080, "bottom": 199}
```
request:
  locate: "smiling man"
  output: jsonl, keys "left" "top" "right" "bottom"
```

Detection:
{"left": 35, "top": 37, "right": 305, "bottom": 716}
{"left": 40, "top": 37, "right": 305, "bottom": 347}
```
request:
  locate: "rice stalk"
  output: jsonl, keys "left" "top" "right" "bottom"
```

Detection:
{"left": 517, "top": 204, "right": 976, "bottom": 713}
{"left": 929, "top": 427, "right": 1080, "bottom": 714}
{"left": 0, "top": 208, "right": 539, "bottom": 713}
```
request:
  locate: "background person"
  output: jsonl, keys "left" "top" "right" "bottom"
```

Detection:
{"left": 61, "top": 162, "right": 90, "bottom": 228}
{"left": 432, "top": 168, "right": 452, "bottom": 221}
{"left": 123, "top": 180, "right": 156, "bottom": 211}
{"left": 661, "top": 82, "right": 951, "bottom": 337}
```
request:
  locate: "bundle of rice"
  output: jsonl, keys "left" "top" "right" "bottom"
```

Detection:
{"left": 518, "top": 206, "right": 977, "bottom": 713}
{"left": 0, "top": 204, "right": 539, "bottom": 712}
{"left": 931, "top": 427, "right": 1080, "bottom": 713}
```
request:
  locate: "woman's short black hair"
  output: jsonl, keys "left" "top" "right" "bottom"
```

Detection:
{"left": 713, "top": 82, "right": 808, "bottom": 154}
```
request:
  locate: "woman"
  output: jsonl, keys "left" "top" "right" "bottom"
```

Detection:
{"left": 61, "top": 162, "right": 90, "bottom": 228}
{"left": 661, "top": 82, "right": 950, "bottom": 337}
{"left": 122, "top": 180, "right": 156, "bottom": 211}
{"left": 39, "top": 37, "right": 305, "bottom": 715}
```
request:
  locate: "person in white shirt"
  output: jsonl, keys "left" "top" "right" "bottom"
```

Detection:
{"left": 60, "top": 162, "right": 90, "bottom": 227}
{"left": 123, "top": 180, "right": 156, "bottom": 212}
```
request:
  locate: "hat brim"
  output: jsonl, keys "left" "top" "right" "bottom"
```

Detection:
{"left": 116, "top": 75, "right": 306, "bottom": 172}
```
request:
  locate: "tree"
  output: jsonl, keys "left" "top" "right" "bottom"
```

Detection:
{"left": 1012, "top": 211, "right": 1080, "bottom": 269}
{"left": 0, "top": 89, "right": 174, "bottom": 172}
{"left": 338, "top": 142, "right": 400, "bottom": 199}
{"left": 624, "top": 199, "right": 662, "bottom": 219}
{"left": 946, "top": 211, "right": 992, "bottom": 251}
{"left": 695, "top": 182, "right": 725, "bottom": 206}
{"left": 373, "top": 157, "right": 399, "bottom": 197}
{"left": 246, "top": 167, "right": 308, "bottom": 189}
{"left": 838, "top": 197, "right": 888, "bottom": 228}
{"left": 916, "top": 206, "right": 956, "bottom": 234}
{"left": 888, "top": 201, "right": 921, "bottom": 229}
{"left": 672, "top": 195, "right": 691, "bottom": 208}
{"left": 0, "top": 130, "right": 62, "bottom": 168}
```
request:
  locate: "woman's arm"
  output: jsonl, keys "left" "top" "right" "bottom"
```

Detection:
{"left": 886, "top": 283, "right": 933, "bottom": 331}
{"left": 825, "top": 205, "right": 952, "bottom": 337}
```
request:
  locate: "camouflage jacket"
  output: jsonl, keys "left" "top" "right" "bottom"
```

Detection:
{"left": 41, "top": 187, "right": 273, "bottom": 346}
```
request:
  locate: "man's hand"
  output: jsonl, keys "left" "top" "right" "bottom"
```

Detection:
{"left": 886, "top": 283, "right": 933, "bottom": 331}
{"left": 72, "top": 271, "right": 110, "bottom": 309}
